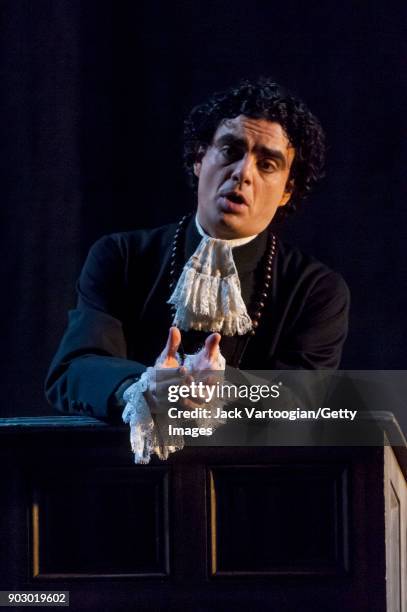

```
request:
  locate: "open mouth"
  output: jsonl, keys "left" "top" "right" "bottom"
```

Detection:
{"left": 219, "top": 191, "right": 248, "bottom": 214}
{"left": 221, "top": 191, "right": 247, "bottom": 205}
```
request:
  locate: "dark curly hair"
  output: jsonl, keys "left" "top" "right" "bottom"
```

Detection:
{"left": 183, "top": 78, "right": 326, "bottom": 219}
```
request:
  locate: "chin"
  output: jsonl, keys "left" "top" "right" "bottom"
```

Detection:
{"left": 213, "top": 215, "right": 250, "bottom": 239}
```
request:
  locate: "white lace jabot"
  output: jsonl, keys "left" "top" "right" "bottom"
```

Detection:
{"left": 167, "top": 216, "right": 257, "bottom": 336}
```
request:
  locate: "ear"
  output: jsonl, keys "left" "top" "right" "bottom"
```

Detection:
{"left": 278, "top": 178, "right": 294, "bottom": 207}
{"left": 193, "top": 145, "right": 208, "bottom": 178}
{"left": 193, "top": 161, "right": 201, "bottom": 177}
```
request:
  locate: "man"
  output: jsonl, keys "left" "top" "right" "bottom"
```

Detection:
{"left": 46, "top": 78, "right": 349, "bottom": 460}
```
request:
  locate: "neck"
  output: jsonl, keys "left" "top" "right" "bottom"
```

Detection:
{"left": 195, "top": 215, "right": 258, "bottom": 247}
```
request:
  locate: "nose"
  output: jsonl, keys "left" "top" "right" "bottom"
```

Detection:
{"left": 231, "top": 153, "right": 253, "bottom": 186}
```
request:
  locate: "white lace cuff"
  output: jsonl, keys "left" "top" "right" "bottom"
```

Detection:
{"left": 121, "top": 368, "right": 155, "bottom": 464}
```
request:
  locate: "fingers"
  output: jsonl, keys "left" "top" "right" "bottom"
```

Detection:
{"left": 165, "top": 326, "right": 181, "bottom": 359}
{"left": 156, "top": 327, "right": 182, "bottom": 369}
{"left": 204, "top": 332, "right": 221, "bottom": 361}
{"left": 161, "top": 326, "right": 181, "bottom": 364}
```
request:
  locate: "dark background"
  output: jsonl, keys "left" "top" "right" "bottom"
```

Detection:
{"left": 1, "top": 0, "right": 406, "bottom": 417}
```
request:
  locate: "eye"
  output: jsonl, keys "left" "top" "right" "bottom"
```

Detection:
{"left": 220, "top": 145, "right": 233, "bottom": 158}
{"left": 258, "top": 158, "right": 277, "bottom": 173}
{"left": 219, "top": 145, "right": 241, "bottom": 162}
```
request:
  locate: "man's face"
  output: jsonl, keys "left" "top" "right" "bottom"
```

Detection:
{"left": 194, "top": 115, "right": 295, "bottom": 238}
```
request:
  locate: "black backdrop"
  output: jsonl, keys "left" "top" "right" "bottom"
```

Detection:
{"left": 1, "top": 0, "right": 406, "bottom": 417}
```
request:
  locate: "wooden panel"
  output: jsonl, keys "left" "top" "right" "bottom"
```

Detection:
{"left": 385, "top": 446, "right": 407, "bottom": 612}
{"left": 209, "top": 464, "right": 349, "bottom": 576}
{"left": 1, "top": 418, "right": 404, "bottom": 612}
{"left": 31, "top": 467, "right": 169, "bottom": 578}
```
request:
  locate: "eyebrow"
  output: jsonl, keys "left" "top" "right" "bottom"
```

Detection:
{"left": 214, "top": 133, "right": 288, "bottom": 169}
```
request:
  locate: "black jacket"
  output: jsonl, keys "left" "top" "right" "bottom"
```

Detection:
{"left": 45, "top": 218, "right": 350, "bottom": 419}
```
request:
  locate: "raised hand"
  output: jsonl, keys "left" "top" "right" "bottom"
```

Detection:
{"left": 145, "top": 327, "right": 185, "bottom": 414}
{"left": 145, "top": 327, "right": 225, "bottom": 413}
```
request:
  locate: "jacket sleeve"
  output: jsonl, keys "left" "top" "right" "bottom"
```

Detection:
{"left": 271, "top": 271, "right": 350, "bottom": 370}
{"left": 45, "top": 234, "right": 145, "bottom": 420}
